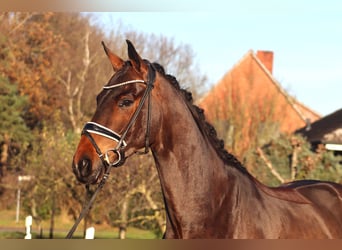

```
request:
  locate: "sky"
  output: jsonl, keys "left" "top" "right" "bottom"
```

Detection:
{"left": 90, "top": 1, "right": 341, "bottom": 116}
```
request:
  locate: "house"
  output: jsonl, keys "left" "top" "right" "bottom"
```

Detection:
{"left": 198, "top": 50, "right": 321, "bottom": 157}
{"left": 296, "top": 108, "right": 342, "bottom": 153}
{"left": 198, "top": 50, "right": 321, "bottom": 133}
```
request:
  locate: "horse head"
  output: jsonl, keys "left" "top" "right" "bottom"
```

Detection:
{"left": 72, "top": 40, "right": 159, "bottom": 184}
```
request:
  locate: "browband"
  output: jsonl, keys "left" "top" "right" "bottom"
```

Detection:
{"left": 103, "top": 79, "right": 145, "bottom": 89}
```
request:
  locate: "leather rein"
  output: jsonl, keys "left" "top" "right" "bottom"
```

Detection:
{"left": 66, "top": 63, "right": 156, "bottom": 238}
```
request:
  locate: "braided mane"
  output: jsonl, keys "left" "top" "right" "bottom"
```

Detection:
{"left": 152, "top": 63, "right": 247, "bottom": 173}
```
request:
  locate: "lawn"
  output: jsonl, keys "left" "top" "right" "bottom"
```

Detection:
{"left": 0, "top": 209, "right": 157, "bottom": 239}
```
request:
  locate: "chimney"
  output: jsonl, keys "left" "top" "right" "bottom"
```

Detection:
{"left": 256, "top": 50, "right": 274, "bottom": 74}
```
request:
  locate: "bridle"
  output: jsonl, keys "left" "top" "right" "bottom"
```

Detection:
{"left": 66, "top": 62, "right": 156, "bottom": 238}
{"left": 82, "top": 65, "right": 155, "bottom": 168}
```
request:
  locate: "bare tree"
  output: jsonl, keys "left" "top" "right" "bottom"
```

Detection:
{"left": 57, "top": 29, "right": 91, "bottom": 133}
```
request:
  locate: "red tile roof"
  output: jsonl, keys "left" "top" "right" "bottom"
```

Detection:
{"left": 199, "top": 50, "right": 321, "bottom": 134}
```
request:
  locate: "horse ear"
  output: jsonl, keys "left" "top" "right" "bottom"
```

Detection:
{"left": 101, "top": 41, "right": 125, "bottom": 71}
{"left": 126, "top": 40, "right": 147, "bottom": 72}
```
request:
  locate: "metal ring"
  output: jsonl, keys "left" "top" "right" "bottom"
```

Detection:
{"left": 104, "top": 148, "right": 122, "bottom": 166}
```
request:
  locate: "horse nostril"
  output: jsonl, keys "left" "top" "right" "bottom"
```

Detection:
{"left": 77, "top": 158, "right": 92, "bottom": 176}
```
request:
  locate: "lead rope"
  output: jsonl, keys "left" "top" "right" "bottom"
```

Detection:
{"left": 65, "top": 165, "right": 111, "bottom": 239}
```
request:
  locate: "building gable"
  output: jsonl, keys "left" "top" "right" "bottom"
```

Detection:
{"left": 199, "top": 50, "right": 321, "bottom": 133}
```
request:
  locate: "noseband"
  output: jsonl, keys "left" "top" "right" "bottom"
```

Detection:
{"left": 82, "top": 63, "right": 156, "bottom": 168}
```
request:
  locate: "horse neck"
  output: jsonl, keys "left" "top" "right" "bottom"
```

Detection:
{"left": 150, "top": 78, "right": 256, "bottom": 234}
{"left": 151, "top": 79, "right": 224, "bottom": 182}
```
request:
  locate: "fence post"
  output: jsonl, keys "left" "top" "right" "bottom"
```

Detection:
{"left": 85, "top": 227, "right": 95, "bottom": 239}
{"left": 24, "top": 215, "right": 33, "bottom": 239}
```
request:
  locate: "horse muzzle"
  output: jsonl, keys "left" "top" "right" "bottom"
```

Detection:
{"left": 72, "top": 156, "right": 105, "bottom": 185}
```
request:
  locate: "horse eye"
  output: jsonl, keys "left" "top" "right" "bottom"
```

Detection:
{"left": 118, "top": 99, "right": 133, "bottom": 108}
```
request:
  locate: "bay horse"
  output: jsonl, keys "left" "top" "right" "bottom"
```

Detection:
{"left": 72, "top": 40, "right": 342, "bottom": 238}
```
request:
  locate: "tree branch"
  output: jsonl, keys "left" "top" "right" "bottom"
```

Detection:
{"left": 256, "top": 147, "right": 285, "bottom": 183}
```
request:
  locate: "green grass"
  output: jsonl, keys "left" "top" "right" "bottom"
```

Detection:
{"left": 0, "top": 231, "right": 26, "bottom": 239}
{"left": 0, "top": 209, "right": 157, "bottom": 239}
